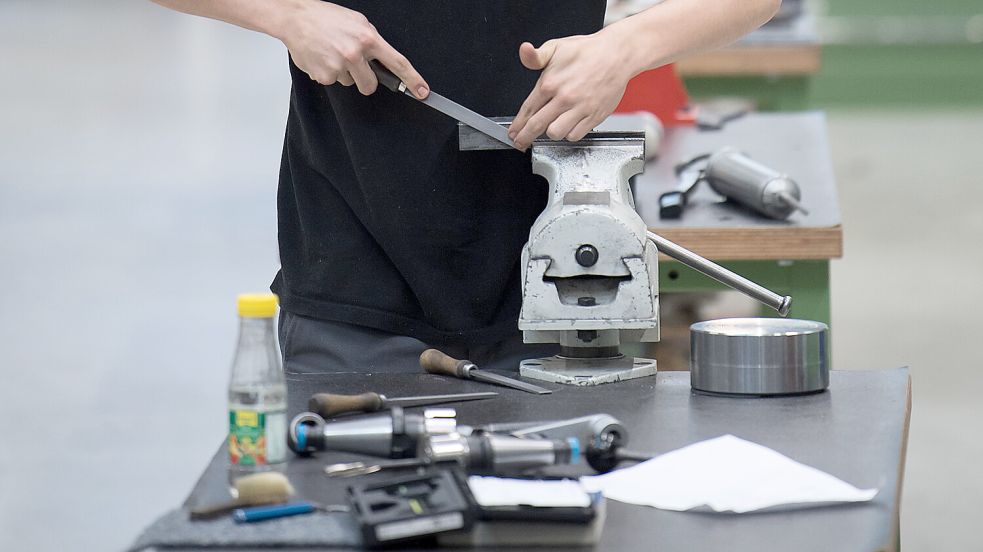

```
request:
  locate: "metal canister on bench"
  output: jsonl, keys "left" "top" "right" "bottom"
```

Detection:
{"left": 705, "top": 148, "right": 808, "bottom": 220}
{"left": 690, "top": 318, "right": 829, "bottom": 396}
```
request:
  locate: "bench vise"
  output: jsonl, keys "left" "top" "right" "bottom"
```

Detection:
{"left": 460, "top": 121, "right": 791, "bottom": 386}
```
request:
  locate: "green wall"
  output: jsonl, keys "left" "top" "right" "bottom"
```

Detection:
{"left": 822, "top": 0, "right": 981, "bottom": 17}
{"left": 811, "top": 0, "right": 983, "bottom": 107}
{"left": 812, "top": 44, "right": 983, "bottom": 107}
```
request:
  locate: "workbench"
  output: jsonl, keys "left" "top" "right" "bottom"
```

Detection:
{"left": 678, "top": 11, "right": 822, "bottom": 110}
{"left": 636, "top": 111, "right": 842, "bottom": 326}
{"left": 133, "top": 368, "right": 910, "bottom": 551}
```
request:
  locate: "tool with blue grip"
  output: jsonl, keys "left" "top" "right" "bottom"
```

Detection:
{"left": 232, "top": 502, "right": 318, "bottom": 523}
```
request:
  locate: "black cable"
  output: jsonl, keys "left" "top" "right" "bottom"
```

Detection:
{"left": 697, "top": 109, "right": 749, "bottom": 131}
{"left": 673, "top": 152, "right": 711, "bottom": 177}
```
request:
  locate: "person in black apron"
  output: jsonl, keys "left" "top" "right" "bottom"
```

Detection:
{"left": 150, "top": 0, "right": 782, "bottom": 374}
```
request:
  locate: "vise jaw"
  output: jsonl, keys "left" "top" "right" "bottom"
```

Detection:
{"left": 519, "top": 133, "right": 659, "bottom": 343}
{"left": 460, "top": 119, "right": 796, "bottom": 385}
{"left": 459, "top": 123, "right": 659, "bottom": 385}
{"left": 517, "top": 132, "right": 659, "bottom": 385}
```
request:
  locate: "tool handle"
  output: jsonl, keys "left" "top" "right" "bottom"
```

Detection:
{"left": 233, "top": 502, "right": 316, "bottom": 523}
{"left": 420, "top": 349, "right": 472, "bottom": 379}
{"left": 369, "top": 60, "right": 403, "bottom": 93}
{"left": 309, "top": 392, "right": 385, "bottom": 417}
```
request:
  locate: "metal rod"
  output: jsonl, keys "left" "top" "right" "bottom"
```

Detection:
{"left": 778, "top": 191, "right": 810, "bottom": 216}
{"left": 646, "top": 231, "right": 792, "bottom": 316}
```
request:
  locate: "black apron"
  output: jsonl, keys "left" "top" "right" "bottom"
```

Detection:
{"left": 272, "top": 0, "right": 606, "bottom": 345}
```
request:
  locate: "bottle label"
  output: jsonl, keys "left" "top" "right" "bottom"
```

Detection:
{"left": 229, "top": 409, "right": 287, "bottom": 466}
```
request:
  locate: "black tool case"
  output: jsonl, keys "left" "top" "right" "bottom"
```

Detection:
{"left": 347, "top": 470, "right": 475, "bottom": 548}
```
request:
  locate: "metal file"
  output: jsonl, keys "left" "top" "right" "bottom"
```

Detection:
{"left": 370, "top": 61, "right": 517, "bottom": 150}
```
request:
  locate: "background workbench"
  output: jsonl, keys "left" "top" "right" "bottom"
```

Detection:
{"left": 679, "top": 8, "right": 821, "bottom": 110}
{"left": 133, "top": 368, "right": 910, "bottom": 551}
{"left": 635, "top": 111, "right": 842, "bottom": 326}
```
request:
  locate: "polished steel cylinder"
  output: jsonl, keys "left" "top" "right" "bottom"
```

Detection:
{"left": 705, "top": 148, "right": 807, "bottom": 220}
{"left": 690, "top": 318, "right": 829, "bottom": 396}
{"left": 647, "top": 232, "right": 792, "bottom": 316}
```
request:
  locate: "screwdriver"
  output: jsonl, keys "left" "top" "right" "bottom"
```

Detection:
{"left": 308, "top": 391, "right": 497, "bottom": 417}
{"left": 420, "top": 349, "right": 552, "bottom": 395}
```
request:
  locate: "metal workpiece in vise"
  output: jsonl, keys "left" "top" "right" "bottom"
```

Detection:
{"left": 287, "top": 406, "right": 457, "bottom": 458}
{"left": 459, "top": 121, "right": 793, "bottom": 387}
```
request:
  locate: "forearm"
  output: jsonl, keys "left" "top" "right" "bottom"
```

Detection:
{"left": 148, "top": 0, "right": 307, "bottom": 41}
{"left": 609, "top": 0, "right": 781, "bottom": 76}
{"left": 150, "top": 0, "right": 429, "bottom": 98}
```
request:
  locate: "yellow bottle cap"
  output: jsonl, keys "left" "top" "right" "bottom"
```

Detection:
{"left": 237, "top": 293, "right": 278, "bottom": 318}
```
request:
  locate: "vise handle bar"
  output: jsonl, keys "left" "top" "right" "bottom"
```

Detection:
{"left": 646, "top": 231, "right": 792, "bottom": 316}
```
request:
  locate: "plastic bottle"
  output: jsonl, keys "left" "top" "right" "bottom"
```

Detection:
{"left": 228, "top": 293, "right": 287, "bottom": 481}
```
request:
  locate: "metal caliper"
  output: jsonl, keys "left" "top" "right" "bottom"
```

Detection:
{"left": 460, "top": 120, "right": 792, "bottom": 386}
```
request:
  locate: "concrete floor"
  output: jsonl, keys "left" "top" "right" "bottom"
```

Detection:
{"left": 1, "top": 1, "right": 981, "bottom": 550}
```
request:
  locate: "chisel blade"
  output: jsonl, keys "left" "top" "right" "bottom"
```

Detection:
{"left": 384, "top": 392, "right": 498, "bottom": 408}
{"left": 471, "top": 370, "right": 552, "bottom": 395}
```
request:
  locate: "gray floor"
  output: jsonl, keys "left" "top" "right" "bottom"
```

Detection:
{"left": 1, "top": 1, "right": 980, "bottom": 550}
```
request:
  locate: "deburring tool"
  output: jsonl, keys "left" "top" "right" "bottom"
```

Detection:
{"left": 232, "top": 502, "right": 350, "bottom": 523}
{"left": 420, "top": 349, "right": 552, "bottom": 395}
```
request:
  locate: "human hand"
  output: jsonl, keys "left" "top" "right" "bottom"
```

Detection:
{"left": 508, "top": 30, "right": 636, "bottom": 150}
{"left": 278, "top": 1, "right": 428, "bottom": 98}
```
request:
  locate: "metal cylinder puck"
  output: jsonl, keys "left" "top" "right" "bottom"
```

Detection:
{"left": 690, "top": 318, "right": 829, "bottom": 396}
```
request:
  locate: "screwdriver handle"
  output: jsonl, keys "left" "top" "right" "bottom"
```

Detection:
{"left": 368, "top": 60, "right": 404, "bottom": 93}
{"left": 233, "top": 502, "right": 316, "bottom": 523}
{"left": 420, "top": 349, "right": 474, "bottom": 379}
{"left": 308, "top": 392, "right": 385, "bottom": 417}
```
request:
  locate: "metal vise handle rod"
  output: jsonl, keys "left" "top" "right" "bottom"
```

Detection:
{"left": 646, "top": 231, "right": 792, "bottom": 316}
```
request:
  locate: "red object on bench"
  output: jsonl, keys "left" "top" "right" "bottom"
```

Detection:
{"left": 614, "top": 64, "right": 695, "bottom": 127}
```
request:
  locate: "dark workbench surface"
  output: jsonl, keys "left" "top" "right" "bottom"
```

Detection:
{"left": 134, "top": 368, "right": 910, "bottom": 552}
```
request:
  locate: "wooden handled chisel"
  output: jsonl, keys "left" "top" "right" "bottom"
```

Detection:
{"left": 369, "top": 61, "right": 517, "bottom": 150}
{"left": 420, "top": 349, "right": 552, "bottom": 395}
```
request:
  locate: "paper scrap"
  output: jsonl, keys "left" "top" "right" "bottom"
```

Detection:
{"left": 467, "top": 476, "right": 592, "bottom": 508}
{"left": 580, "top": 435, "right": 878, "bottom": 513}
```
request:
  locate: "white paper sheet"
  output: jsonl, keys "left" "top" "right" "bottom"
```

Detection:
{"left": 467, "top": 476, "right": 592, "bottom": 508}
{"left": 580, "top": 435, "right": 878, "bottom": 513}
